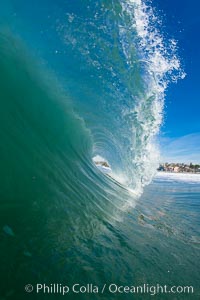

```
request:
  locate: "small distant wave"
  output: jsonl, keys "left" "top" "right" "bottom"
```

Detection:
{"left": 155, "top": 172, "right": 200, "bottom": 184}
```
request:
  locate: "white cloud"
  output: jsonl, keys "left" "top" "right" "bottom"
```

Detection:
{"left": 159, "top": 133, "right": 200, "bottom": 164}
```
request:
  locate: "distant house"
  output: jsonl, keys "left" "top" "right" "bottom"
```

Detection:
{"left": 168, "top": 166, "right": 174, "bottom": 172}
{"left": 174, "top": 166, "right": 179, "bottom": 173}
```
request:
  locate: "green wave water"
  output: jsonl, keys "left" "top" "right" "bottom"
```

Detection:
{"left": 0, "top": 30, "right": 136, "bottom": 298}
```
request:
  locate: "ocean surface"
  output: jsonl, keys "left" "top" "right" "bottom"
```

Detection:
{"left": 0, "top": 0, "right": 199, "bottom": 299}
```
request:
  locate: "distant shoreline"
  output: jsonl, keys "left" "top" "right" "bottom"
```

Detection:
{"left": 158, "top": 163, "right": 200, "bottom": 174}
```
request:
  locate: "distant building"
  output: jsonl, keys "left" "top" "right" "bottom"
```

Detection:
{"left": 174, "top": 166, "right": 179, "bottom": 173}
{"left": 157, "top": 162, "right": 200, "bottom": 173}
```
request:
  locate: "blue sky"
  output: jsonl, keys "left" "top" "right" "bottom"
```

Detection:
{"left": 154, "top": 0, "right": 200, "bottom": 163}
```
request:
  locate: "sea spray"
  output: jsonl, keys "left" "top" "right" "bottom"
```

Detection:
{"left": 119, "top": 0, "right": 185, "bottom": 188}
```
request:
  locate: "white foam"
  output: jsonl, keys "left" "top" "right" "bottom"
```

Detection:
{"left": 92, "top": 155, "right": 106, "bottom": 162}
{"left": 119, "top": 0, "right": 185, "bottom": 189}
{"left": 96, "top": 165, "right": 112, "bottom": 174}
{"left": 155, "top": 172, "right": 200, "bottom": 183}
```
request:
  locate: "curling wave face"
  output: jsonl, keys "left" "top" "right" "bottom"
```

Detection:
{"left": 57, "top": 0, "right": 184, "bottom": 190}
{"left": 0, "top": 0, "right": 184, "bottom": 192}
{"left": 0, "top": 31, "right": 139, "bottom": 297}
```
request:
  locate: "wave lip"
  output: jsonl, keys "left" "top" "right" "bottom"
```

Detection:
{"left": 113, "top": 0, "right": 185, "bottom": 189}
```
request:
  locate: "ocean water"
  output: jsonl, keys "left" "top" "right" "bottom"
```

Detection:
{"left": 0, "top": 0, "right": 199, "bottom": 299}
